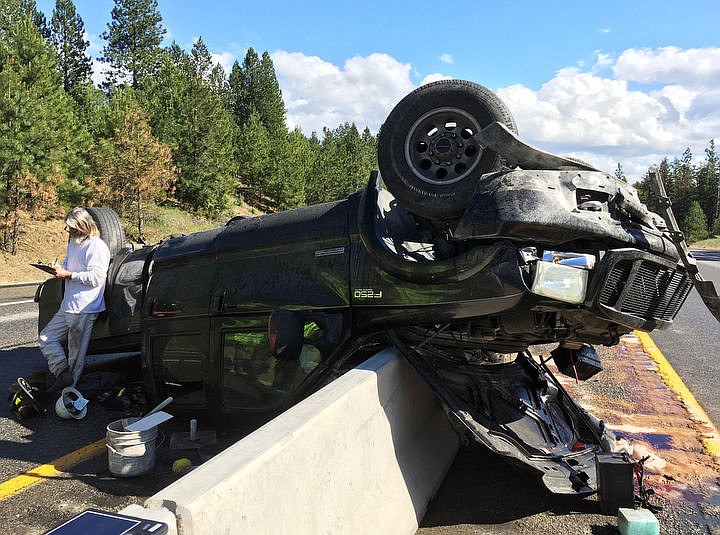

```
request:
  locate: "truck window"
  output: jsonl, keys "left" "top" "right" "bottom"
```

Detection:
{"left": 221, "top": 320, "right": 325, "bottom": 410}
{"left": 152, "top": 333, "right": 204, "bottom": 383}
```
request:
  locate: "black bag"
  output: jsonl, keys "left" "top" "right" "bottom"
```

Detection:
{"left": 75, "top": 371, "right": 125, "bottom": 401}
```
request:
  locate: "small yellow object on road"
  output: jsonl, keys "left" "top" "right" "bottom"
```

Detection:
{"left": 172, "top": 458, "right": 192, "bottom": 474}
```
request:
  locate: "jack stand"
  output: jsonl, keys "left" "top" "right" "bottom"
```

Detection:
{"left": 170, "top": 419, "right": 217, "bottom": 450}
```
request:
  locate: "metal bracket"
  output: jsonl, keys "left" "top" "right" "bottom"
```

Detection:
{"left": 648, "top": 166, "right": 720, "bottom": 323}
{"left": 475, "top": 122, "right": 599, "bottom": 171}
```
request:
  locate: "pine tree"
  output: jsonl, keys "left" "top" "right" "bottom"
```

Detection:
{"left": 225, "top": 48, "right": 290, "bottom": 210}
{"left": 360, "top": 126, "right": 378, "bottom": 179}
{"left": 307, "top": 127, "right": 338, "bottom": 205}
{"left": 696, "top": 140, "right": 719, "bottom": 227}
{"left": 636, "top": 157, "right": 680, "bottom": 222}
{"left": 307, "top": 123, "right": 373, "bottom": 205}
{"left": 92, "top": 93, "right": 177, "bottom": 239}
{"left": 190, "top": 37, "right": 212, "bottom": 80}
{"left": 236, "top": 111, "right": 272, "bottom": 206}
{"left": 226, "top": 60, "right": 244, "bottom": 123}
{"left": 227, "top": 48, "right": 286, "bottom": 136}
{"left": 683, "top": 200, "right": 708, "bottom": 243}
{"left": 0, "top": 7, "right": 79, "bottom": 253}
{"left": 208, "top": 62, "right": 227, "bottom": 98}
{"left": 257, "top": 51, "right": 286, "bottom": 137}
{"left": 269, "top": 128, "right": 315, "bottom": 210}
{"left": 101, "top": 0, "right": 165, "bottom": 89}
{"left": 145, "top": 42, "right": 237, "bottom": 216}
{"left": 670, "top": 149, "right": 695, "bottom": 226}
{"left": 50, "top": 0, "right": 92, "bottom": 95}
{"left": 20, "top": 0, "right": 49, "bottom": 38}
{"left": 658, "top": 157, "right": 673, "bottom": 194}
{"left": 614, "top": 162, "right": 627, "bottom": 182}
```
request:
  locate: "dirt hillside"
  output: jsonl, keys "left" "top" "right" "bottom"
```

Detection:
{"left": 1, "top": 205, "right": 258, "bottom": 285}
{"left": 1, "top": 215, "right": 69, "bottom": 285}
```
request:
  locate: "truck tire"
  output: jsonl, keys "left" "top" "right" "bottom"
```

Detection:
{"left": 86, "top": 207, "right": 125, "bottom": 257}
{"left": 378, "top": 80, "right": 518, "bottom": 220}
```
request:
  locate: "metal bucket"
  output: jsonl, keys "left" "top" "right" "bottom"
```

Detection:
{"left": 106, "top": 418, "right": 157, "bottom": 477}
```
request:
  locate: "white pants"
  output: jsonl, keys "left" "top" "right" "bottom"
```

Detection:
{"left": 38, "top": 311, "right": 99, "bottom": 386}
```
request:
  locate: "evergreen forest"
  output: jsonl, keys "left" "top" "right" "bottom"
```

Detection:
{"left": 1, "top": 0, "right": 718, "bottom": 256}
{"left": 1, "top": 0, "right": 377, "bottom": 253}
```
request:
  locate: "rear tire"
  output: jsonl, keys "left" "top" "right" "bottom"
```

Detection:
{"left": 86, "top": 207, "right": 125, "bottom": 257}
{"left": 378, "top": 80, "right": 517, "bottom": 220}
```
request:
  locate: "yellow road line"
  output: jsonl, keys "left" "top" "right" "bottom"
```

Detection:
{"left": 634, "top": 330, "right": 720, "bottom": 457}
{"left": 0, "top": 438, "right": 106, "bottom": 502}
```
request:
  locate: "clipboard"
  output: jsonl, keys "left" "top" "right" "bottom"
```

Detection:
{"left": 30, "top": 263, "right": 58, "bottom": 275}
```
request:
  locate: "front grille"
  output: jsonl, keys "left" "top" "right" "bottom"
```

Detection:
{"left": 599, "top": 259, "right": 692, "bottom": 322}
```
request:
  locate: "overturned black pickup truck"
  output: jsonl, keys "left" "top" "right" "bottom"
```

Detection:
{"left": 37, "top": 80, "right": 707, "bottom": 495}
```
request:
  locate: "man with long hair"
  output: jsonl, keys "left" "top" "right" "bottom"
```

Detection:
{"left": 39, "top": 207, "right": 111, "bottom": 393}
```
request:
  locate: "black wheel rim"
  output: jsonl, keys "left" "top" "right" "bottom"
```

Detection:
{"left": 403, "top": 106, "right": 486, "bottom": 186}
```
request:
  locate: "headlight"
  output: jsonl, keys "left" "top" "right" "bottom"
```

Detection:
{"left": 531, "top": 261, "right": 588, "bottom": 304}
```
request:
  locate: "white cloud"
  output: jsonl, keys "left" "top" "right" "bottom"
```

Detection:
{"left": 613, "top": 46, "right": 720, "bottom": 88}
{"left": 268, "top": 46, "right": 719, "bottom": 180}
{"left": 496, "top": 47, "right": 720, "bottom": 179}
{"left": 210, "top": 51, "right": 236, "bottom": 75}
{"left": 271, "top": 51, "right": 416, "bottom": 135}
{"left": 439, "top": 54, "right": 454, "bottom": 64}
{"left": 87, "top": 41, "right": 712, "bottom": 182}
{"left": 593, "top": 51, "right": 614, "bottom": 70}
{"left": 418, "top": 72, "right": 453, "bottom": 86}
{"left": 90, "top": 57, "right": 113, "bottom": 87}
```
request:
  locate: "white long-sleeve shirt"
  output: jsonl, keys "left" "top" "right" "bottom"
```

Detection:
{"left": 59, "top": 236, "right": 111, "bottom": 314}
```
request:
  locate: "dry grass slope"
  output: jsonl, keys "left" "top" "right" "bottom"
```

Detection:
{"left": 1, "top": 205, "right": 258, "bottom": 285}
{"left": 1, "top": 215, "right": 69, "bottom": 284}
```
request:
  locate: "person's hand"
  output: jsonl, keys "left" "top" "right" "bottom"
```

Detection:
{"left": 51, "top": 262, "right": 72, "bottom": 279}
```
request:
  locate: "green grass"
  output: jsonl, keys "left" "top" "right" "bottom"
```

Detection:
{"left": 122, "top": 205, "right": 239, "bottom": 244}
{"left": 690, "top": 237, "right": 720, "bottom": 249}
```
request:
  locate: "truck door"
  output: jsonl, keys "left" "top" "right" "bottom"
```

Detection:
{"left": 211, "top": 314, "right": 302, "bottom": 413}
{"left": 144, "top": 317, "right": 209, "bottom": 410}
{"left": 210, "top": 312, "right": 346, "bottom": 414}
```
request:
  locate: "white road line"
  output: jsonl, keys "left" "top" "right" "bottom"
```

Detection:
{"left": 0, "top": 311, "right": 37, "bottom": 323}
{"left": 0, "top": 300, "right": 34, "bottom": 306}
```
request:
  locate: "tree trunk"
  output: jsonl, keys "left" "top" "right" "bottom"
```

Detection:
{"left": 4, "top": 181, "right": 22, "bottom": 255}
{"left": 10, "top": 207, "right": 20, "bottom": 256}
{"left": 136, "top": 189, "right": 144, "bottom": 242}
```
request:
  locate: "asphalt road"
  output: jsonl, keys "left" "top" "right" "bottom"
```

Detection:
{"left": 650, "top": 251, "right": 720, "bottom": 426}
{"left": 0, "top": 283, "right": 39, "bottom": 349}
{"left": 0, "top": 286, "right": 246, "bottom": 533}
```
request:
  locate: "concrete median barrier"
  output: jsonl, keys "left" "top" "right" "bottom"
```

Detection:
{"left": 124, "top": 347, "right": 459, "bottom": 534}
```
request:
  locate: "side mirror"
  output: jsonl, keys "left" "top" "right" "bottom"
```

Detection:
{"left": 268, "top": 310, "right": 304, "bottom": 361}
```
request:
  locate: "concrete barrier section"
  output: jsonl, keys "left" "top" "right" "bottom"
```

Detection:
{"left": 135, "top": 348, "right": 459, "bottom": 534}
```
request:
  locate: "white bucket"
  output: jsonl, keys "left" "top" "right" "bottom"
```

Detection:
{"left": 106, "top": 418, "right": 158, "bottom": 477}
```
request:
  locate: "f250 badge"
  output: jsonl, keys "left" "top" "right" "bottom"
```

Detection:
{"left": 353, "top": 288, "right": 383, "bottom": 299}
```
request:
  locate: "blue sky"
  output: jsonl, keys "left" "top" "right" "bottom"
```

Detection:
{"left": 36, "top": 0, "right": 720, "bottom": 180}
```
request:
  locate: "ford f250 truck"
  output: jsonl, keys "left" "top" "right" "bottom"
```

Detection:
{"left": 37, "top": 80, "right": 708, "bottom": 495}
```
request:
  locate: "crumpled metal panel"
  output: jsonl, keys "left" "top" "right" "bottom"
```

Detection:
{"left": 454, "top": 169, "right": 676, "bottom": 259}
